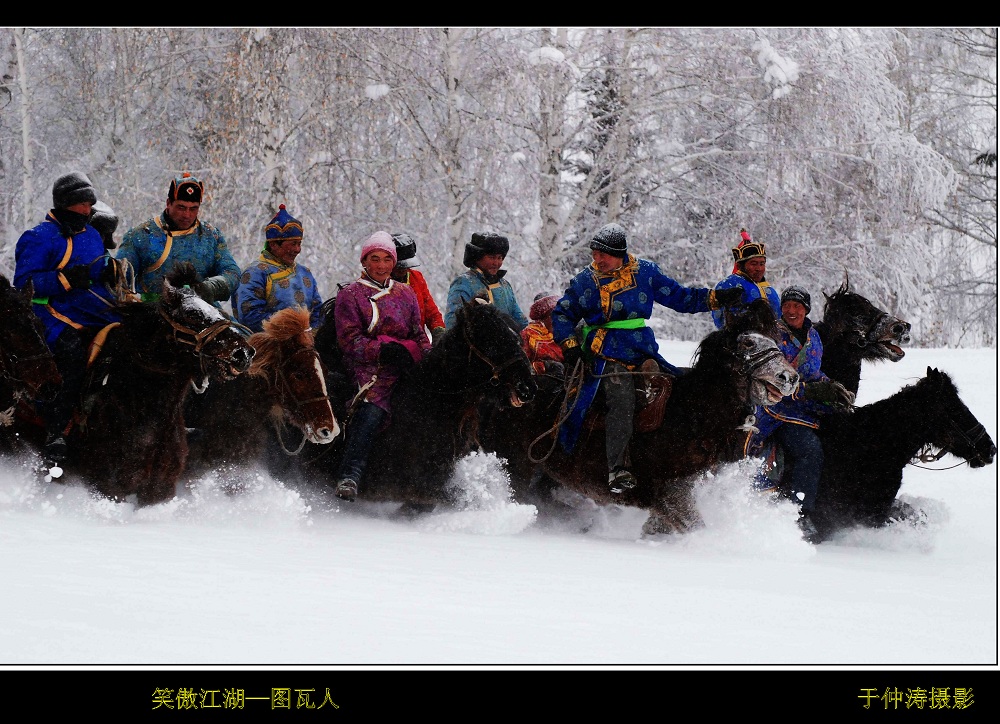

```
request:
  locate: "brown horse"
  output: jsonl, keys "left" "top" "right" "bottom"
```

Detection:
{"left": 479, "top": 299, "right": 800, "bottom": 535}
{"left": 66, "top": 266, "right": 254, "bottom": 506}
{"left": 184, "top": 306, "right": 339, "bottom": 482}
{"left": 0, "top": 274, "right": 63, "bottom": 449}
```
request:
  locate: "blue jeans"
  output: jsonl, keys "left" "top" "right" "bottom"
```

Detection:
{"left": 336, "top": 401, "right": 386, "bottom": 484}
{"left": 776, "top": 423, "right": 824, "bottom": 513}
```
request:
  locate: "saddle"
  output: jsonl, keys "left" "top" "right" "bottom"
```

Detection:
{"left": 584, "top": 358, "right": 674, "bottom": 434}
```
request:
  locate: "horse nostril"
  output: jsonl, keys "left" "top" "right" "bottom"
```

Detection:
{"left": 233, "top": 348, "right": 253, "bottom": 371}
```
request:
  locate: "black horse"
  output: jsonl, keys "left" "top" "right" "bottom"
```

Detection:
{"left": 807, "top": 366, "right": 996, "bottom": 542}
{"left": 0, "top": 274, "right": 63, "bottom": 450}
{"left": 64, "top": 265, "right": 255, "bottom": 506}
{"left": 301, "top": 298, "right": 537, "bottom": 509}
{"left": 814, "top": 280, "right": 911, "bottom": 395}
{"left": 479, "top": 299, "right": 800, "bottom": 535}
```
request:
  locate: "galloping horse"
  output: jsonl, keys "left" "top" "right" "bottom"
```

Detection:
{"left": 0, "top": 274, "right": 63, "bottom": 449}
{"left": 69, "top": 265, "right": 254, "bottom": 506}
{"left": 302, "top": 299, "right": 537, "bottom": 508}
{"left": 184, "top": 306, "right": 339, "bottom": 479}
{"left": 480, "top": 299, "right": 800, "bottom": 535}
{"left": 808, "top": 367, "right": 996, "bottom": 541}
{"left": 814, "top": 280, "right": 911, "bottom": 395}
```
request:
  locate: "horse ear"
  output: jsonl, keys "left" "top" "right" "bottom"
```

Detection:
{"left": 21, "top": 278, "right": 34, "bottom": 300}
{"left": 161, "top": 277, "right": 179, "bottom": 305}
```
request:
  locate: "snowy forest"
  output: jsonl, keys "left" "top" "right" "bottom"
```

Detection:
{"left": 0, "top": 27, "right": 995, "bottom": 347}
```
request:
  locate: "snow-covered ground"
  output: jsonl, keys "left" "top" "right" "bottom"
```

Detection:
{"left": 1, "top": 344, "right": 995, "bottom": 675}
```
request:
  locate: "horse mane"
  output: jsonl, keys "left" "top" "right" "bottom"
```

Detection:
{"left": 692, "top": 298, "right": 778, "bottom": 370}
{"left": 165, "top": 261, "right": 201, "bottom": 289}
{"left": 248, "top": 307, "right": 314, "bottom": 376}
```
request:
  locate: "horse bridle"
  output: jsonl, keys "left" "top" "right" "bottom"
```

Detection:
{"left": 159, "top": 308, "right": 237, "bottom": 376}
{"left": 913, "top": 415, "right": 993, "bottom": 467}
{"left": 462, "top": 321, "right": 525, "bottom": 388}
{"left": 737, "top": 339, "right": 785, "bottom": 377}
{"left": 271, "top": 347, "right": 331, "bottom": 413}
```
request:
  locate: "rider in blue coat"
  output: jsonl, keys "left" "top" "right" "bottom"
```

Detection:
{"left": 711, "top": 228, "right": 781, "bottom": 329}
{"left": 14, "top": 172, "right": 122, "bottom": 462}
{"left": 233, "top": 204, "right": 324, "bottom": 334}
{"left": 552, "top": 223, "right": 742, "bottom": 494}
{"left": 445, "top": 232, "right": 528, "bottom": 331}
{"left": 744, "top": 286, "right": 855, "bottom": 540}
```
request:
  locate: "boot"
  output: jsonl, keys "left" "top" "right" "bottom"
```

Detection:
{"left": 608, "top": 467, "right": 637, "bottom": 494}
{"left": 797, "top": 510, "right": 820, "bottom": 544}
{"left": 335, "top": 478, "right": 358, "bottom": 502}
{"left": 44, "top": 433, "right": 68, "bottom": 463}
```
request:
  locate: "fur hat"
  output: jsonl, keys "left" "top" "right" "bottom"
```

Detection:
{"left": 731, "top": 228, "right": 766, "bottom": 273}
{"left": 590, "top": 223, "right": 628, "bottom": 258}
{"left": 529, "top": 293, "right": 559, "bottom": 321}
{"left": 52, "top": 172, "right": 97, "bottom": 209}
{"left": 265, "top": 204, "right": 303, "bottom": 247}
{"left": 780, "top": 285, "right": 811, "bottom": 314}
{"left": 392, "top": 233, "right": 420, "bottom": 269}
{"left": 360, "top": 230, "right": 397, "bottom": 264}
{"left": 167, "top": 172, "right": 204, "bottom": 204}
{"left": 89, "top": 200, "right": 119, "bottom": 249}
{"left": 463, "top": 232, "right": 509, "bottom": 268}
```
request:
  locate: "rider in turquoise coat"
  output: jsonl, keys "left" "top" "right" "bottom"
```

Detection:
{"left": 445, "top": 232, "right": 528, "bottom": 331}
{"left": 117, "top": 173, "right": 240, "bottom": 307}
{"left": 552, "top": 223, "right": 742, "bottom": 493}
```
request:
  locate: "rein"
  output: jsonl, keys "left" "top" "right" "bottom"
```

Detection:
{"left": 159, "top": 308, "right": 235, "bottom": 377}
{"left": 268, "top": 347, "right": 332, "bottom": 457}
{"left": 462, "top": 322, "right": 523, "bottom": 388}
{"left": 907, "top": 417, "right": 992, "bottom": 469}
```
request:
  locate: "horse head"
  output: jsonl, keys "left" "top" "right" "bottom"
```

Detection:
{"left": 702, "top": 299, "right": 799, "bottom": 407}
{"left": 435, "top": 302, "right": 537, "bottom": 408}
{"left": 247, "top": 307, "right": 340, "bottom": 445}
{"left": 0, "top": 274, "right": 62, "bottom": 402}
{"left": 920, "top": 367, "right": 996, "bottom": 468}
{"left": 159, "top": 268, "right": 254, "bottom": 390}
{"left": 822, "top": 279, "right": 910, "bottom": 363}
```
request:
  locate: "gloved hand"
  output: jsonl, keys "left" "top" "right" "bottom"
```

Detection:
{"left": 99, "top": 257, "right": 121, "bottom": 286}
{"left": 193, "top": 275, "right": 230, "bottom": 303}
{"left": 379, "top": 341, "right": 415, "bottom": 369}
{"left": 430, "top": 327, "right": 447, "bottom": 347}
{"left": 712, "top": 286, "right": 744, "bottom": 310}
{"left": 62, "top": 264, "right": 93, "bottom": 290}
{"left": 803, "top": 380, "right": 856, "bottom": 411}
{"left": 561, "top": 344, "right": 583, "bottom": 370}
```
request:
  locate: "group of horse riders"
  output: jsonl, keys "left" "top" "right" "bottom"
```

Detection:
{"left": 12, "top": 171, "right": 855, "bottom": 538}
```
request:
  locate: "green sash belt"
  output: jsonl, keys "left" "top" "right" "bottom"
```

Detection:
{"left": 581, "top": 317, "right": 646, "bottom": 347}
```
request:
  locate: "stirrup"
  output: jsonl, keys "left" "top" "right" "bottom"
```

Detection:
{"left": 608, "top": 467, "right": 637, "bottom": 494}
{"left": 335, "top": 478, "right": 358, "bottom": 502}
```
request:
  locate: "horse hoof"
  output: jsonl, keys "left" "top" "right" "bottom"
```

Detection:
{"left": 335, "top": 479, "right": 358, "bottom": 502}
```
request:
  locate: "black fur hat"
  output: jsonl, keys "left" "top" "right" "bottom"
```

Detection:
{"left": 167, "top": 172, "right": 204, "bottom": 203}
{"left": 590, "top": 223, "right": 628, "bottom": 258}
{"left": 52, "top": 172, "right": 97, "bottom": 209}
{"left": 89, "top": 200, "right": 119, "bottom": 249}
{"left": 463, "top": 232, "right": 510, "bottom": 268}
{"left": 392, "top": 233, "right": 420, "bottom": 269}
